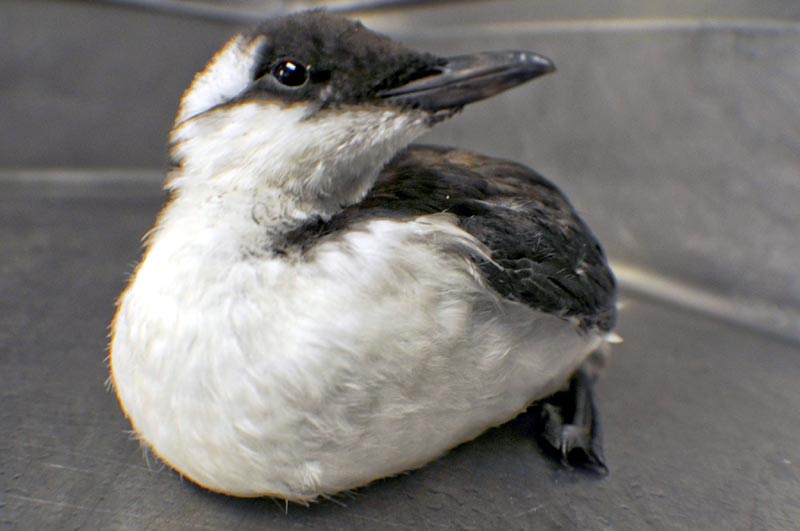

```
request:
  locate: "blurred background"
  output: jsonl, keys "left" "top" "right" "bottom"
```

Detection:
{"left": 2, "top": 1, "right": 799, "bottom": 529}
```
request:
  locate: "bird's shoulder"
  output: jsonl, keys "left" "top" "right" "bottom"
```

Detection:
{"left": 288, "top": 144, "right": 617, "bottom": 331}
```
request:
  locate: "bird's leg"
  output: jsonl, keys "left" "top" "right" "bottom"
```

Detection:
{"left": 531, "top": 362, "right": 608, "bottom": 474}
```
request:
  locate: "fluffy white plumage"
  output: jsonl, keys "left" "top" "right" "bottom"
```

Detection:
{"left": 110, "top": 20, "right": 606, "bottom": 501}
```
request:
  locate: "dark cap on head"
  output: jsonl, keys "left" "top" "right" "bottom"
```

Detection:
{"left": 245, "top": 11, "right": 554, "bottom": 112}
{"left": 248, "top": 11, "right": 443, "bottom": 106}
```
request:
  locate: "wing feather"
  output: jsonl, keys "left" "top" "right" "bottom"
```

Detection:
{"left": 287, "top": 144, "right": 617, "bottom": 331}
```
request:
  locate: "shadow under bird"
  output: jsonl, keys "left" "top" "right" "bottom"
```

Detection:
{"left": 110, "top": 11, "right": 618, "bottom": 501}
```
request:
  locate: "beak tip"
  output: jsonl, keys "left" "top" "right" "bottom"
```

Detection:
{"left": 523, "top": 51, "right": 556, "bottom": 76}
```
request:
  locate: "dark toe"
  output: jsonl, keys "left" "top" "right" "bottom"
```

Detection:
{"left": 528, "top": 365, "right": 608, "bottom": 474}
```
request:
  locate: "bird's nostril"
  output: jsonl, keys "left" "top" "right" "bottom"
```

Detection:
{"left": 374, "top": 63, "right": 444, "bottom": 94}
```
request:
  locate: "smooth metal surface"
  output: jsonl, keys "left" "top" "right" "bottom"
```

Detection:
{"left": 85, "top": 0, "right": 480, "bottom": 22}
{"left": 2, "top": 0, "right": 799, "bottom": 528}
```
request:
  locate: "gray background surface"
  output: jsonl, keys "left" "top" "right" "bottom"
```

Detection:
{"left": 2, "top": 1, "right": 799, "bottom": 529}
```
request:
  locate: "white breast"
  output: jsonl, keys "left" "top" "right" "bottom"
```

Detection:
{"left": 110, "top": 212, "right": 601, "bottom": 500}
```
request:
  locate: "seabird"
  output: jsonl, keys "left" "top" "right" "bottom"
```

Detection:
{"left": 110, "top": 11, "right": 618, "bottom": 502}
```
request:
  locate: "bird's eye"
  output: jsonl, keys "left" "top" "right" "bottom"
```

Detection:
{"left": 272, "top": 60, "right": 309, "bottom": 87}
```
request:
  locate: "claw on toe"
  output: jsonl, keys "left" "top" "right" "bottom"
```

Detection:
{"left": 560, "top": 434, "right": 608, "bottom": 475}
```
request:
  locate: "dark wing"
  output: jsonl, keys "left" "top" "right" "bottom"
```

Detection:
{"left": 290, "top": 145, "right": 617, "bottom": 332}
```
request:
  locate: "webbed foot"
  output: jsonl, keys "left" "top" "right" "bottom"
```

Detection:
{"left": 532, "top": 367, "right": 608, "bottom": 474}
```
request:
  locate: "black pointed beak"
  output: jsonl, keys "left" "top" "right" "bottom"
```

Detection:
{"left": 378, "top": 50, "right": 555, "bottom": 111}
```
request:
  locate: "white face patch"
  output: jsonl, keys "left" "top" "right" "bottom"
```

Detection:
{"left": 168, "top": 28, "right": 436, "bottom": 222}
{"left": 170, "top": 100, "right": 431, "bottom": 218}
{"left": 176, "top": 35, "right": 265, "bottom": 125}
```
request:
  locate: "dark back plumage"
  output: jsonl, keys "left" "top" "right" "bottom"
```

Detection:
{"left": 283, "top": 145, "right": 617, "bottom": 332}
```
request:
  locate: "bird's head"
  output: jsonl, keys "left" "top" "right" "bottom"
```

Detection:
{"left": 169, "top": 11, "right": 554, "bottom": 216}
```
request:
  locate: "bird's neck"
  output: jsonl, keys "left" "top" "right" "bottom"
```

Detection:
{"left": 158, "top": 103, "right": 429, "bottom": 253}
{"left": 155, "top": 162, "right": 371, "bottom": 259}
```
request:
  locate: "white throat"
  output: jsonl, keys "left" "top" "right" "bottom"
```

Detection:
{"left": 165, "top": 102, "right": 429, "bottom": 242}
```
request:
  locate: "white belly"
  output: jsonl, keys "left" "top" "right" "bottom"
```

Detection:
{"left": 110, "top": 214, "right": 600, "bottom": 500}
